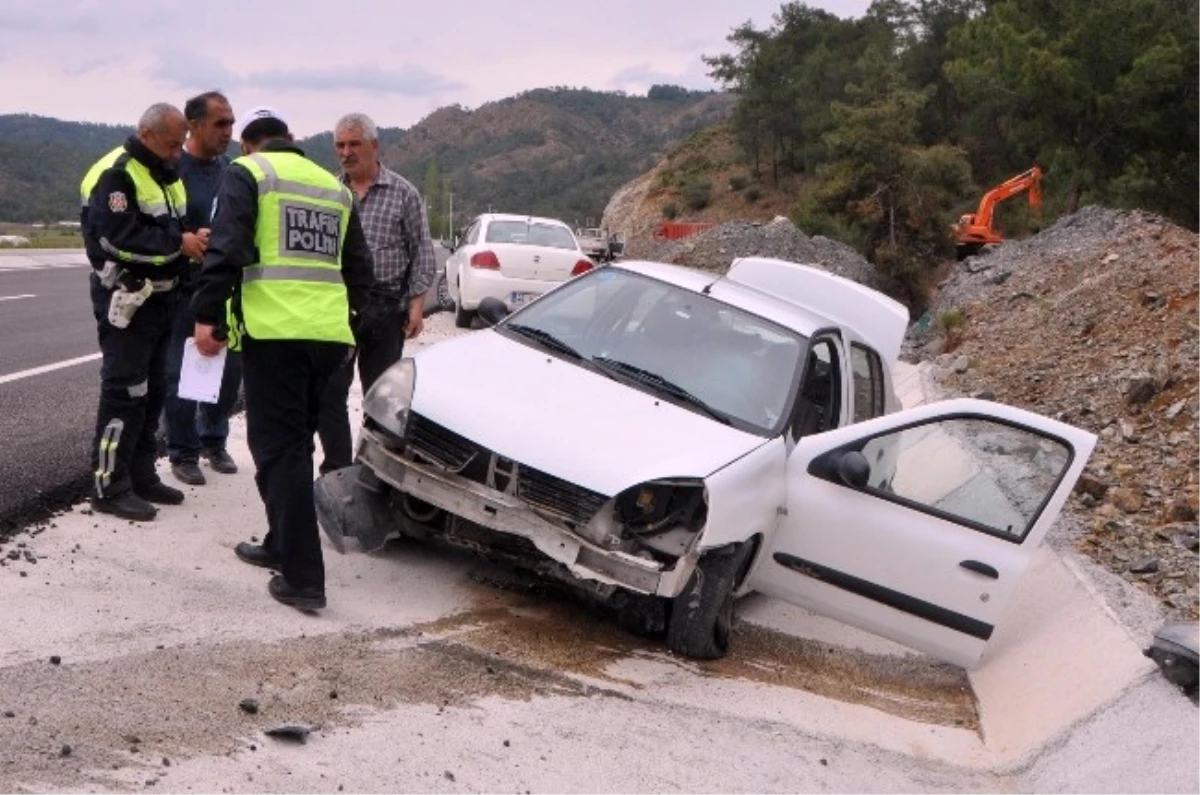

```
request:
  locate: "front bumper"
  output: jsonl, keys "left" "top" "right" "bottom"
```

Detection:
{"left": 355, "top": 426, "right": 697, "bottom": 598}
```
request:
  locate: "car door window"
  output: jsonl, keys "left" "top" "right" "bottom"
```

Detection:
{"left": 850, "top": 343, "right": 885, "bottom": 423}
{"left": 792, "top": 337, "right": 842, "bottom": 438}
{"left": 857, "top": 417, "right": 1072, "bottom": 542}
{"left": 465, "top": 221, "right": 481, "bottom": 245}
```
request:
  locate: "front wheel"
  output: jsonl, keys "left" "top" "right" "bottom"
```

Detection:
{"left": 423, "top": 272, "right": 454, "bottom": 318}
{"left": 436, "top": 271, "right": 454, "bottom": 311}
{"left": 666, "top": 542, "right": 751, "bottom": 660}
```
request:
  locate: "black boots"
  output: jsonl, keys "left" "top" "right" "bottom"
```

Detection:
{"left": 91, "top": 491, "right": 157, "bottom": 522}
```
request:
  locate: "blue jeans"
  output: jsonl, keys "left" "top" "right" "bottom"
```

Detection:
{"left": 163, "top": 289, "right": 243, "bottom": 463}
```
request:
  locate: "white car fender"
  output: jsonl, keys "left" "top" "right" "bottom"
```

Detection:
{"left": 695, "top": 435, "right": 788, "bottom": 552}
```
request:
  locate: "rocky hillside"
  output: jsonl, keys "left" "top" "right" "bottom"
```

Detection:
{"left": 382, "top": 88, "right": 735, "bottom": 227}
{"left": 602, "top": 123, "right": 800, "bottom": 240}
{"left": 916, "top": 207, "right": 1199, "bottom": 619}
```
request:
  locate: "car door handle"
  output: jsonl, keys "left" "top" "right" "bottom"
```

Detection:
{"left": 959, "top": 560, "right": 999, "bottom": 579}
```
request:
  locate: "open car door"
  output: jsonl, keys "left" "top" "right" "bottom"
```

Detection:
{"left": 748, "top": 398, "right": 1096, "bottom": 668}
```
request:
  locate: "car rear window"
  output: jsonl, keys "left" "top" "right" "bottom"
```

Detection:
{"left": 486, "top": 221, "right": 576, "bottom": 250}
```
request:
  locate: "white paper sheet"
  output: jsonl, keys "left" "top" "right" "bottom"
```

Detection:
{"left": 178, "top": 337, "right": 227, "bottom": 404}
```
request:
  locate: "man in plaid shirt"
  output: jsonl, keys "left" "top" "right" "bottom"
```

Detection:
{"left": 317, "top": 112, "right": 436, "bottom": 474}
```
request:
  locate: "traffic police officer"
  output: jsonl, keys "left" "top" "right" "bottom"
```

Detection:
{"left": 191, "top": 107, "right": 375, "bottom": 611}
{"left": 82, "top": 102, "right": 208, "bottom": 521}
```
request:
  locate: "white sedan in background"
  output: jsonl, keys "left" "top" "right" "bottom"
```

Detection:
{"left": 446, "top": 213, "right": 596, "bottom": 328}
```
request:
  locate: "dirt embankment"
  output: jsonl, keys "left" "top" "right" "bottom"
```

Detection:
{"left": 918, "top": 207, "right": 1199, "bottom": 619}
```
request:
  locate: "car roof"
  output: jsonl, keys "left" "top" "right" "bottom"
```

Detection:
{"left": 614, "top": 260, "right": 831, "bottom": 335}
{"left": 613, "top": 258, "right": 908, "bottom": 363}
{"left": 480, "top": 213, "right": 569, "bottom": 228}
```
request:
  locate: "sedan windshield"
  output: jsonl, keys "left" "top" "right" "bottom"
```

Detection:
{"left": 486, "top": 220, "right": 577, "bottom": 250}
{"left": 497, "top": 268, "right": 806, "bottom": 435}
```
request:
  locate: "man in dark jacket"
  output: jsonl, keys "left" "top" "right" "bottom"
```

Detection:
{"left": 82, "top": 102, "right": 207, "bottom": 521}
{"left": 191, "top": 106, "right": 375, "bottom": 610}
{"left": 162, "top": 90, "right": 244, "bottom": 486}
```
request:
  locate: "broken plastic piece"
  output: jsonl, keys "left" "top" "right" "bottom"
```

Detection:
{"left": 1144, "top": 621, "right": 1199, "bottom": 699}
{"left": 264, "top": 723, "right": 316, "bottom": 744}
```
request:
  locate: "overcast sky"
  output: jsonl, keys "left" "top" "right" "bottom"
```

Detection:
{"left": 0, "top": 0, "right": 871, "bottom": 137}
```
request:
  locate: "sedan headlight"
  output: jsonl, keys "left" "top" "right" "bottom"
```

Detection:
{"left": 614, "top": 479, "right": 707, "bottom": 534}
{"left": 362, "top": 358, "right": 416, "bottom": 441}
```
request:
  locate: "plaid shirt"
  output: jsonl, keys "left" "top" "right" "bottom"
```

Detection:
{"left": 341, "top": 165, "right": 435, "bottom": 299}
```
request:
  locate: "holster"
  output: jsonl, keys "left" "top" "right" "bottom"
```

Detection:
{"left": 107, "top": 277, "right": 154, "bottom": 329}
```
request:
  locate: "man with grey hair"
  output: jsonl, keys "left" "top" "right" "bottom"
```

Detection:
{"left": 79, "top": 102, "right": 206, "bottom": 521}
{"left": 317, "top": 111, "right": 436, "bottom": 474}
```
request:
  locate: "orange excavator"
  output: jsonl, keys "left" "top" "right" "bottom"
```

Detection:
{"left": 953, "top": 166, "right": 1043, "bottom": 259}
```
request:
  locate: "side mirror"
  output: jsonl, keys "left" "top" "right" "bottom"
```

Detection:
{"left": 834, "top": 450, "right": 870, "bottom": 489}
{"left": 477, "top": 296, "right": 510, "bottom": 327}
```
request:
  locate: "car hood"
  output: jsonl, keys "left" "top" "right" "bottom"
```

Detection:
{"left": 408, "top": 331, "right": 769, "bottom": 496}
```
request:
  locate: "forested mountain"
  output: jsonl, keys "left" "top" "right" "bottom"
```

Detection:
{"left": 695, "top": 0, "right": 1197, "bottom": 301}
{"left": 0, "top": 114, "right": 405, "bottom": 223}
{"left": 380, "top": 87, "right": 734, "bottom": 237}
{"left": 0, "top": 86, "right": 729, "bottom": 227}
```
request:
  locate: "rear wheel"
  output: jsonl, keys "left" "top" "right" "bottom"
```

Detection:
{"left": 666, "top": 542, "right": 751, "bottom": 660}
{"left": 454, "top": 302, "right": 476, "bottom": 329}
{"left": 453, "top": 276, "right": 476, "bottom": 329}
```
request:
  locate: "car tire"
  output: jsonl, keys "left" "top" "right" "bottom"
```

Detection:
{"left": 666, "top": 542, "right": 751, "bottom": 660}
{"left": 436, "top": 271, "right": 455, "bottom": 312}
{"left": 454, "top": 301, "right": 476, "bottom": 329}
{"left": 422, "top": 272, "right": 456, "bottom": 318}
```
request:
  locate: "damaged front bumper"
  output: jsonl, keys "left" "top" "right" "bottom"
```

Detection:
{"left": 321, "top": 427, "right": 699, "bottom": 599}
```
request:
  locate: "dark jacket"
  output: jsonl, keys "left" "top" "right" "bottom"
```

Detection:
{"left": 191, "top": 139, "right": 374, "bottom": 328}
{"left": 81, "top": 135, "right": 186, "bottom": 278}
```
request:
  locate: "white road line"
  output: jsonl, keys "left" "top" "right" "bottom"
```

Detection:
{"left": 0, "top": 353, "right": 102, "bottom": 385}
{"left": 0, "top": 294, "right": 36, "bottom": 301}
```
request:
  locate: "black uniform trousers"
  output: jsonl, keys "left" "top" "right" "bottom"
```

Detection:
{"left": 163, "top": 287, "right": 244, "bottom": 463}
{"left": 316, "top": 295, "right": 406, "bottom": 474}
{"left": 242, "top": 336, "right": 351, "bottom": 591}
{"left": 89, "top": 273, "right": 175, "bottom": 498}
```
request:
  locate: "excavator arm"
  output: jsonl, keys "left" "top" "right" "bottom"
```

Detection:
{"left": 953, "top": 166, "right": 1043, "bottom": 259}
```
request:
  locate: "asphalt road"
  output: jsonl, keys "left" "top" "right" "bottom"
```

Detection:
{"left": 0, "top": 249, "right": 98, "bottom": 529}
{"left": 0, "top": 246, "right": 451, "bottom": 532}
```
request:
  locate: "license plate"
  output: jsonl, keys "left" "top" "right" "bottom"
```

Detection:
{"left": 509, "top": 291, "right": 538, "bottom": 308}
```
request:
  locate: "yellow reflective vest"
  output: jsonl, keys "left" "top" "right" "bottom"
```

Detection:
{"left": 234, "top": 152, "right": 354, "bottom": 345}
{"left": 79, "top": 147, "right": 188, "bottom": 267}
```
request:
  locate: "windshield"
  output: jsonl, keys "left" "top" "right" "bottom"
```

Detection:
{"left": 498, "top": 268, "right": 806, "bottom": 435}
{"left": 486, "top": 220, "right": 577, "bottom": 250}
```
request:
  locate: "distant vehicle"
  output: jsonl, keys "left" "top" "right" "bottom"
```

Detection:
{"left": 654, "top": 221, "right": 714, "bottom": 241}
{"left": 445, "top": 213, "right": 595, "bottom": 329}
{"left": 575, "top": 226, "right": 624, "bottom": 262}
{"left": 316, "top": 256, "right": 1096, "bottom": 666}
{"left": 952, "top": 166, "right": 1043, "bottom": 260}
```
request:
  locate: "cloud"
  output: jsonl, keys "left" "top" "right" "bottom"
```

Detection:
{"left": 248, "top": 64, "right": 465, "bottom": 97}
{"left": 608, "top": 62, "right": 717, "bottom": 94}
{"left": 0, "top": 2, "right": 105, "bottom": 34}
{"left": 152, "top": 52, "right": 464, "bottom": 99}
{"left": 63, "top": 58, "right": 115, "bottom": 77}
{"left": 153, "top": 51, "right": 242, "bottom": 91}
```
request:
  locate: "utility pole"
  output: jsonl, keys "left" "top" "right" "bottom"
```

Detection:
{"left": 447, "top": 192, "right": 453, "bottom": 240}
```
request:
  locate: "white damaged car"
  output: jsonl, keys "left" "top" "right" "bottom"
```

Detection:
{"left": 316, "top": 258, "right": 1096, "bottom": 666}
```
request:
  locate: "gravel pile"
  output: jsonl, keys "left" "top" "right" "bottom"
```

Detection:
{"left": 912, "top": 206, "right": 1199, "bottom": 620}
{"left": 625, "top": 218, "right": 882, "bottom": 289}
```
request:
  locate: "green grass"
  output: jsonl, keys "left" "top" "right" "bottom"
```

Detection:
{"left": 0, "top": 223, "right": 84, "bottom": 248}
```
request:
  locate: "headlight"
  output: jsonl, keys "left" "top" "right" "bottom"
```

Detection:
{"left": 362, "top": 358, "right": 416, "bottom": 440}
{"left": 614, "top": 479, "right": 707, "bottom": 534}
